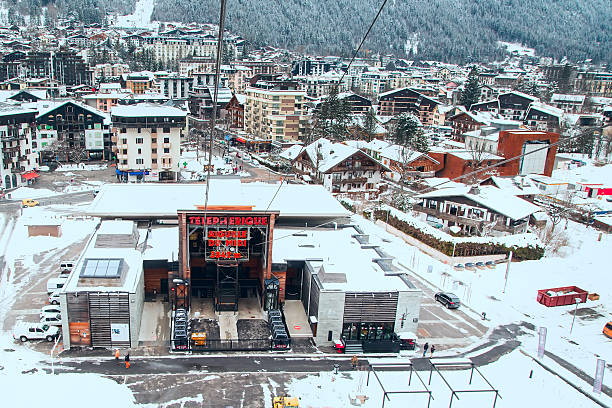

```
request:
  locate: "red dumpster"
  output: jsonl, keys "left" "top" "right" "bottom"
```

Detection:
{"left": 537, "top": 286, "right": 588, "bottom": 307}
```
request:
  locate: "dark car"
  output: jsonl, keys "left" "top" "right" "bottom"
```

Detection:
{"left": 435, "top": 292, "right": 461, "bottom": 309}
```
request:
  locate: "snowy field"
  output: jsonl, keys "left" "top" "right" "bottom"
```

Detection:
{"left": 278, "top": 350, "right": 600, "bottom": 408}
{"left": 352, "top": 209, "right": 611, "bottom": 405}
{"left": 114, "top": 0, "right": 159, "bottom": 29}
{"left": 0, "top": 205, "right": 137, "bottom": 406}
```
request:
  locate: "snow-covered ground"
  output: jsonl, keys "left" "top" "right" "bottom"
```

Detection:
{"left": 179, "top": 149, "right": 250, "bottom": 180}
{"left": 497, "top": 41, "right": 536, "bottom": 57}
{"left": 355, "top": 212, "right": 611, "bottom": 402}
{"left": 279, "top": 349, "right": 602, "bottom": 408}
{"left": 0, "top": 205, "right": 137, "bottom": 406}
{"left": 114, "top": 0, "right": 159, "bottom": 29}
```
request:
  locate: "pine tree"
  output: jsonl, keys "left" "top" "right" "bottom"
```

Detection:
{"left": 459, "top": 67, "right": 481, "bottom": 110}
{"left": 363, "top": 108, "right": 377, "bottom": 142}
{"left": 393, "top": 113, "right": 420, "bottom": 146}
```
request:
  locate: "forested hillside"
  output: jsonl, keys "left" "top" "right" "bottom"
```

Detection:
{"left": 151, "top": 0, "right": 612, "bottom": 64}
{"left": 1, "top": 0, "right": 135, "bottom": 25}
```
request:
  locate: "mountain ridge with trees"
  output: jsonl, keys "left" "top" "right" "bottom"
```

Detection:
{"left": 150, "top": 0, "right": 612, "bottom": 64}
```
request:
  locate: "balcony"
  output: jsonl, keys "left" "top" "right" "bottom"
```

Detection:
{"left": 151, "top": 143, "right": 158, "bottom": 149}
{"left": 339, "top": 177, "right": 367, "bottom": 184}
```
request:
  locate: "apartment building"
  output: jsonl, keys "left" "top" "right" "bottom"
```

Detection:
{"left": 154, "top": 73, "right": 194, "bottom": 100}
{"left": 0, "top": 104, "right": 38, "bottom": 189}
{"left": 121, "top": 72, "right": 155, "bottom": 95}
{"left": 143, "top": 36, "right": 217, "bottom": 65}
{"left": 93, "top": 63, "right": 130, "bottom": 80}
{"left": 111, "top": 104, "right": 186, "bottom": 182}
{"left": 244, "top": 79, "right": 308, "bottom": 142}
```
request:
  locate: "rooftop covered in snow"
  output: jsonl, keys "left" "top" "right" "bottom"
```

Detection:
{"left": 87, "top": 180, "right": 350, "bottom": 220}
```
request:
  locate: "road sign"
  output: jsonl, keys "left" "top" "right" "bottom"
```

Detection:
{"left": 594, "top": 359, "right": 605, "bottom": 394}
{"left": 537, "top": 327, "right": 547, "bottom": 358}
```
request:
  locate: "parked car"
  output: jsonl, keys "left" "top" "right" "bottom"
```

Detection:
{"left": 40, "top": 305, "right": 61, "bottom": 318}
{"left": 47, "top": 276, "right": 68, "bottom": 294}
{"left": 453, "top": 263, "right": 465, "bottom": 271}
{"left": 435, "top": 292, "right": 461, "bottom": 309}
{"left": 485, "top": 261, "right": 496, "bottom": 269}
{"left": 21, "top": 199, "right": 39, "bottom": 208}
{"left": 475, "top": 262, "right": 486, "bottom": 270}
{"left": 465, "top": 262, "right": 476, "bottom": 271}
{"left": 48, "top": 290, "right": 61, "bottom": 305}
{"left": 59, "top": 260, "right": 75, "bottom": 274}
{"left": 13, "top": 322, "right": 60, "bottom": 342}
{"left": 40, "top": 312, "right": 62, "bottom": 326}
{"left": 604, "top": 321, "right": 612, "bottom": 339}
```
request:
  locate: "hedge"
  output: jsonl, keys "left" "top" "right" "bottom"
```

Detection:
{"left": 371, "top": 209, "right": 544, "bottom": 260}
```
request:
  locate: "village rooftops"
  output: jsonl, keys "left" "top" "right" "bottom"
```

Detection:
{"left": 272, "top": 226, "right": 417, "bottom": 292}
{"left": 417, "top": 185, "right": 540, "bottom": 220}
{"left": 87, "top": 181, "right": 350, "bottom": 220}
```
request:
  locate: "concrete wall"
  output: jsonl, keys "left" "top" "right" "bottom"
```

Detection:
{"left": 129, "top": 268, "right": 145, "bottom": 347}
{"left": 60, "top": 292, "right": 70, "bottom": 349}
{"left": 313, "top": 290, "right": 345, "bottom": 345}
{"left": 394, "top": 290, "right": 422, "bottom": 336}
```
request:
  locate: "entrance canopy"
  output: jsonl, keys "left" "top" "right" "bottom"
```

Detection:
{"left": 21, "top": 170, "right": 40, "bottom": 180}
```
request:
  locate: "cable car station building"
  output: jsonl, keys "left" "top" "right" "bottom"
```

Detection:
{"left": 65, "top": 180, "right": 422, "bottom": 350}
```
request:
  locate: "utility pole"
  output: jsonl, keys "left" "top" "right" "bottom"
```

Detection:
{"left": 503, "top": 250, "right": 512, "bottom": 293}
{"left": 203, "top": 0, "right": 227, "bottom": 211}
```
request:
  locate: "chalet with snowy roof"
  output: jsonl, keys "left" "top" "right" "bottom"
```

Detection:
{"left": 524, "top": 102, "right": 563, "bottom": 132}
{"left": 337, "top": 92, "right": 372, "bottom": 114}
{"left": 471, "top": 99, "right": 500, "bottom": 114}
{"left": 34, "top": 100, "right": 112, "bottom": 162}
{"left": 379, "top": 144, "right": 441, "bottom": 180}
{"left": 498, "top": 91, "right": 539, "bottom": 121}
{"left": 414, "top": 184, "right": 540, "bottom": 236}
{"left": 377, "top": 87, "right": 444, "bottom": 126}
{"left": 285, "top": 138, "right": 389, "bottom": 199}
{"left": 448, "top": 110, "right": 499, "bottom": 141}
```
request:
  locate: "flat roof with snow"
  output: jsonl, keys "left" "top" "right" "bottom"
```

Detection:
{"left": 87, "top": 181, "right": 350, "bottom": 219}
{"left": 111, "top": 103, "right": 187, "bottom": 118}
{"left": 272, "top": 226, "right": 416, "bottom": 292}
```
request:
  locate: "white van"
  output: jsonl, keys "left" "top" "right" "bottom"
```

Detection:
{"left": 59, "top": 260, "right": 75, "bottom": 274}
{"left": 46, "top": 277, "right": 68, "bottom": 294}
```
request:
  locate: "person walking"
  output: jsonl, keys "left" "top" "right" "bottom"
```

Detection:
{"left": 430, "top": 345, "right": 436, "bottom": 357}
{"left": 422, "top": 342, "right": 429, "bottom": 357}
{"left": 124, "top": 353, "right": 130, "bottom": 369}
{"left": 114, "top": 349, "right": 120, "bottom": 361}
{"left": 351, "top": 355, "right": 359, "bottom": 369}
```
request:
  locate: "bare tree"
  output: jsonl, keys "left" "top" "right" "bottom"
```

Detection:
{"left": 43, "top": 139, "right": 88, "bottom": 165}
{"left": 465, "top": 139, "right": 496, "bottom": 184}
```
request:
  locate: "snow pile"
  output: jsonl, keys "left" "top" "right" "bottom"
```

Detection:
{"left": 5, "top": 187, "right": 58, "bottom": 200}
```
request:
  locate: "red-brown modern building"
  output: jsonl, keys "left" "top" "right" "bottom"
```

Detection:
{"left": 435, "top": 129, "right": 559, "bottom": 180}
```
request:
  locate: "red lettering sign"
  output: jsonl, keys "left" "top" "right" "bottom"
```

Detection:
{"left": 188, "top": 215, "right": 269, "bottom": 226}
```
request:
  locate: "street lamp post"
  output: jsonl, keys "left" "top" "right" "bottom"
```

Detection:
{"left": 570, "top": 298, "right": 582, "bottom": 335}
